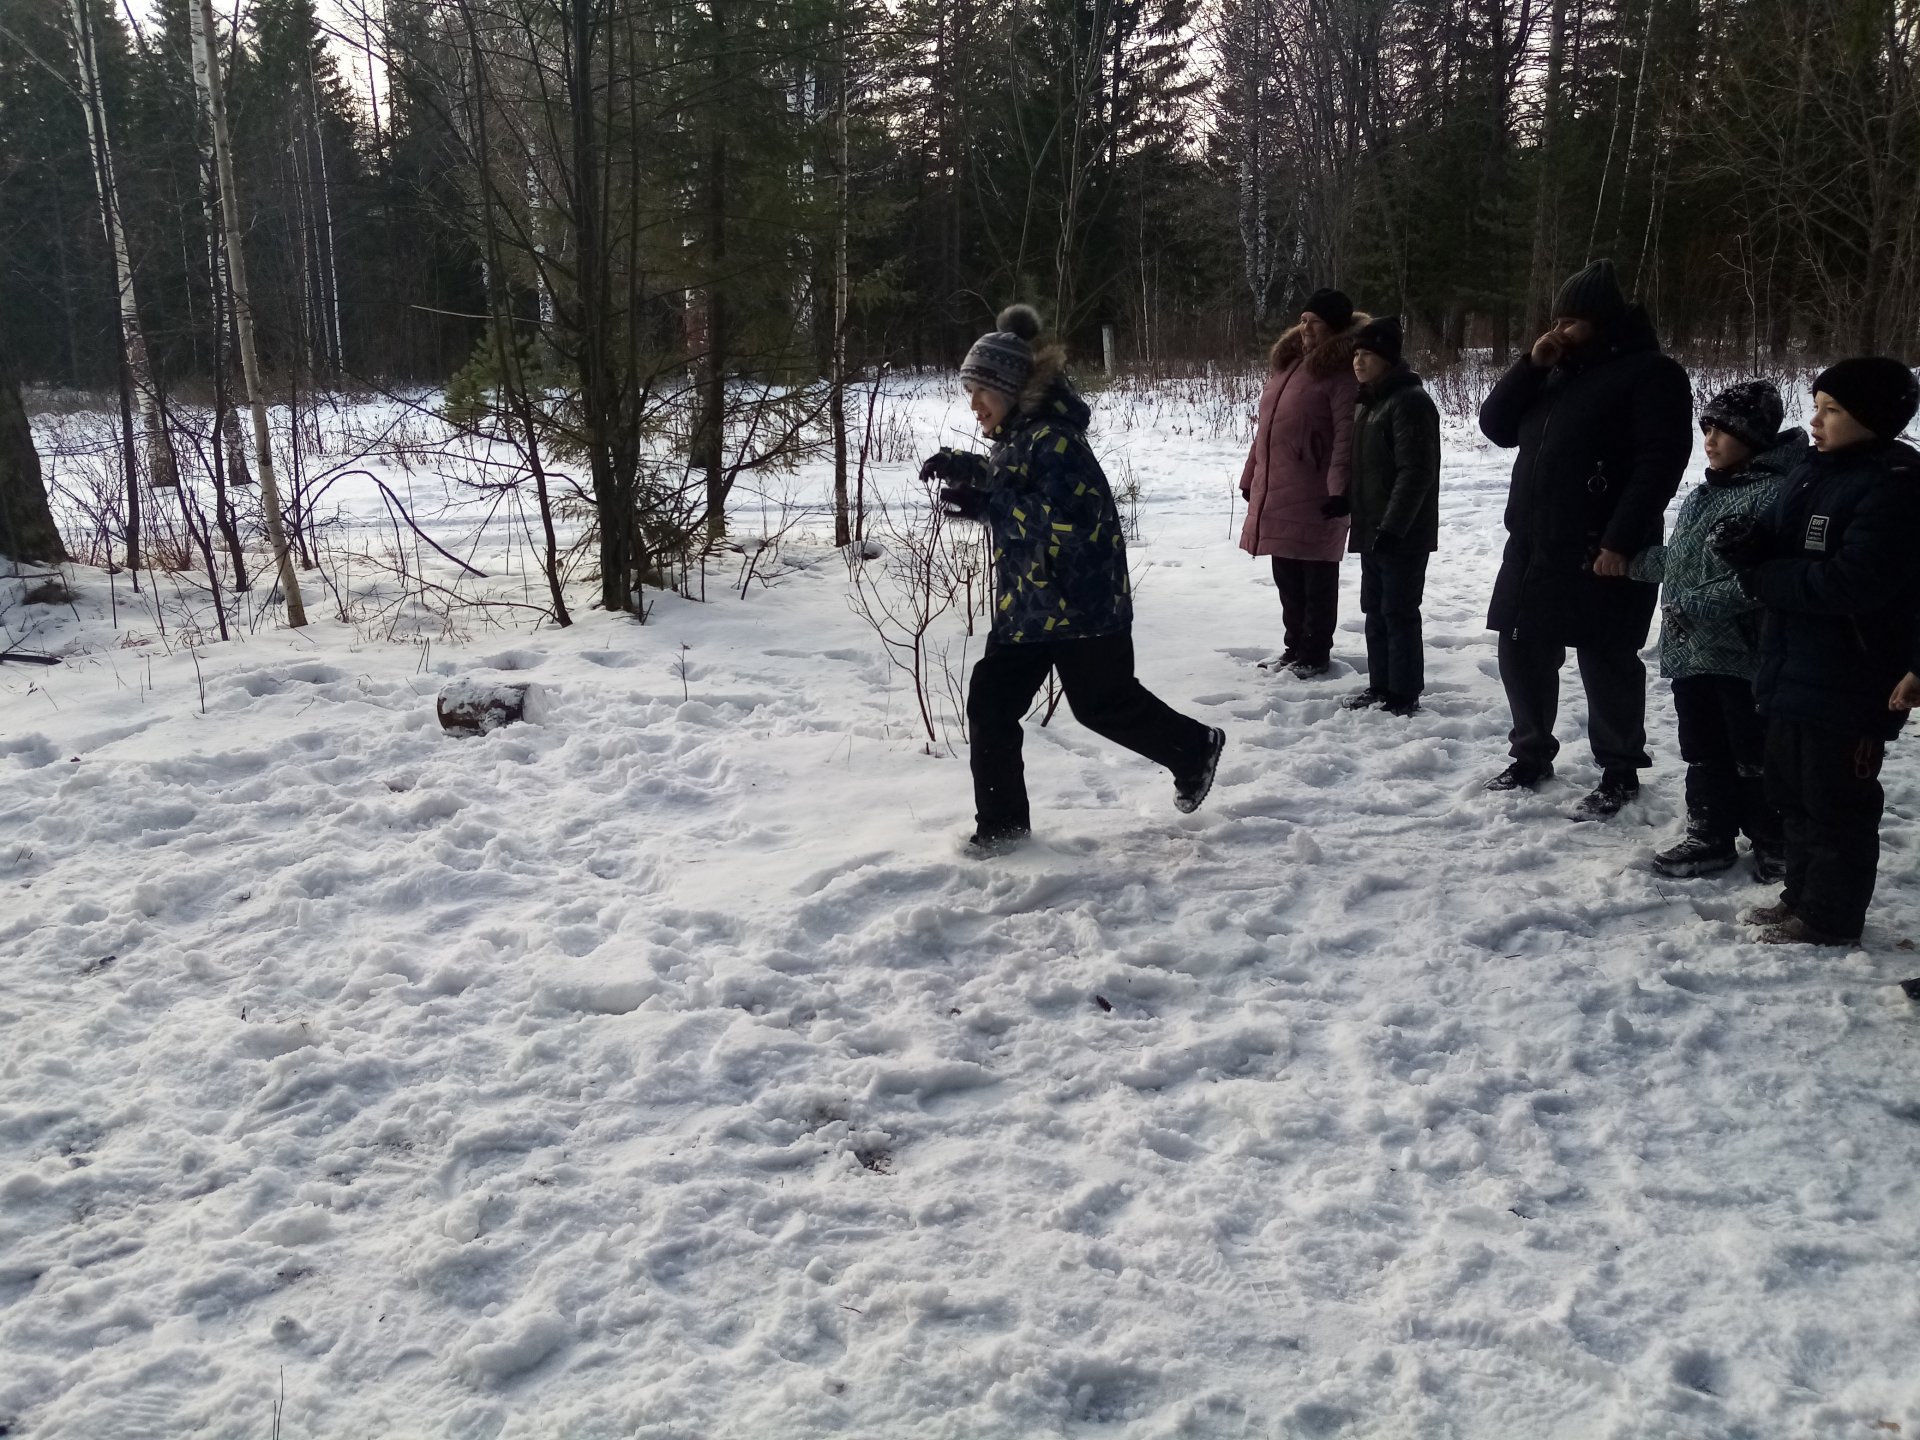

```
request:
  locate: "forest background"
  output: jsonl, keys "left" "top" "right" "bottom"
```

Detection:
{"left": 3, "top": 0, "right": 1918, "bottom": 619}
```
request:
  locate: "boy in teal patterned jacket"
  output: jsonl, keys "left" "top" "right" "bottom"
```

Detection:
{"left": 1630, "top": 380, "right": 1805, "bottom": 878}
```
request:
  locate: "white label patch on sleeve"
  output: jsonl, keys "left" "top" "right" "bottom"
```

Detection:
{"left": 1805, "top": 515, "right": 1830, "bottom": 551}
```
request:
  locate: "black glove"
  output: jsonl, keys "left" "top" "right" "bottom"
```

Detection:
{"left": 1661, "top": 603, "right": 1693, "bottom": 641}
{"left": 1372, "top": 528, "right": 1401, "bottom": 554}
{"left": 937, "top": 485, "right": 989, "bottom": 522}
{"left": 1708, "top": 513, "right": 1773, "bottom": 569}
{"left": 1321, "top": 494, "right": 1352, "bottom": 519}
{"left": 918, "top": 448, "right": 986, "bottom": 487}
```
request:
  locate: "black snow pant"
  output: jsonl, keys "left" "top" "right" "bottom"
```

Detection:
{"left": 1359, "top": 549, "right": 1429, "bottom": 699}
{"left": 1497, "top": 630, "right": 1651, "bottom": 773}
{"left": 1765, "top": 716, "right": 1885, "bottom": 940}
{"left": 1671, "top": 673, "right": 1781, "bottom": 850}
{"left": 1271, "top": 557, "right": 1341, "bottom": 667}
{"left": 967, "top": 630, "right": 1214, "bottom": 835}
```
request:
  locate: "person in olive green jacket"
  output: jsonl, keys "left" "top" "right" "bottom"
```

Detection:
{"left": 1343, "top": 316, "right": 1442, "bottom": 715}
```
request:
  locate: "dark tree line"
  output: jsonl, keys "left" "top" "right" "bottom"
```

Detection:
{"left": 2, "top": 0, "right": 1914, "bottom": 610}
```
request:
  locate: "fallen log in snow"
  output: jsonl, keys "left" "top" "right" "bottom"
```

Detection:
{"left": 436, "top": 680, "right": 549, "bottom": 735}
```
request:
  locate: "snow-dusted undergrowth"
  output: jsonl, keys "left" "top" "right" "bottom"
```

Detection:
{"left": 4, "top": 379, "right": 1920, "bottom": 1439}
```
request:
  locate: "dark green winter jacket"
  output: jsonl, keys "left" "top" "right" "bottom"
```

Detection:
{"left": 1628, "top": 429, "right": 1806, "bottom": 681}
{"left": 1347, "top": 364, "right": 1441, "bottom": 554}
{"left": 945, "top": 358, "right": 1132, "bottom": 644}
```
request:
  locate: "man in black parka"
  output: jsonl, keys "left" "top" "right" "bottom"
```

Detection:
{"left": 1478, "top": 259, "right": 1693, "bottom": 818}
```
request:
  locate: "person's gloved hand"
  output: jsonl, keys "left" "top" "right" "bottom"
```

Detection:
{"left": 1321, "top": 494, "right": 1352, "bottom": 519}
{"left": 1372, "top": 529, "right": 1401, "bottom": 555}
{"left": 919, "top": 448, "right": 987, "bottom": 487}
{"left": 1661, "top": 603, "right": 1693, "bottom": 641}
{"left": 1709, "top": 513, "right": 1773, "bottom": 569}
{"left": 937, "top": 485, "right": 989, "bottom": 522}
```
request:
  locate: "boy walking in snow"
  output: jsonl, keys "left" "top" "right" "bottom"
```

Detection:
{"left": 1714, "top": 357, "right": 1920, "bottom": 945}
{"left": 1629, "top": 380, "right": 1803, "bottom": 879}
{"left": 919, "top": 305, "right": 1226, "bottom": 854}
{"left": 1342, "top": 316, "right": 1441, "bottom": 716}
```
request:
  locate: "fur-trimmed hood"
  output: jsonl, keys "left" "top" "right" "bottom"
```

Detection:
{"left": 1269, "top": 314, "right": 1371, "bottom": 380}
{"left": 1014, "top": 343, "right": 1078, "bottom": 419}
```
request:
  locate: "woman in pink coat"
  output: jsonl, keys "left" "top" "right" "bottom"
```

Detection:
{"left": 1239, "top": 289, "right": 1366, "bottom": 678}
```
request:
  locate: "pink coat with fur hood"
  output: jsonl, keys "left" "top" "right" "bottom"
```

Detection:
{"left": 1238, "top": 318, "right": 1365, "bottom": 562}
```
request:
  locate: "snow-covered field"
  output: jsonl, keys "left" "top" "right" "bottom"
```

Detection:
{"left": 5, "top": 378, "right": 1920, "bottom": 1439}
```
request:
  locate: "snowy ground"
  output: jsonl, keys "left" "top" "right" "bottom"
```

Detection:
{"left": 5, "top": 378, "right": 1920, "bottom": 1439}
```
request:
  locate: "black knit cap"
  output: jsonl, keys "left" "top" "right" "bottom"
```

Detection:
{"left": 1699, "top": 379, "right": 1784, "bottom": 452}
{"left": 1352, "top": 316, "right": 1403, "bottom": 366}
{"left": 1812, "top": 357, "right": 1919, "bottom": 440}
{"left": 1301, "top": 288, "right": 1354, "bottom": 332}
{"left": 961, "top": 304, "right": 1043, "bottom": 399}
{"left": 1552, "top": 258, "right": 1628, "bottom": 324}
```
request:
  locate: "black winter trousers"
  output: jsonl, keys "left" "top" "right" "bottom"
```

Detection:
{"left": 967, "top": 631, "right": 1214, "bottom": 834}
{"left": 1497, "top": 630, "right": 1651, "bottom": 773}
{"left": 1271, "top": 558, "right": 1341, "bottom": 666}
{"left": 1359, "top": 549, "right": 1429, "bottom": 698}
{"left": 1765, "top": 716, "right": 1885, "bottom": 940}
{"left": 1671, "top": 674, "right": 1781, "bottom": 848}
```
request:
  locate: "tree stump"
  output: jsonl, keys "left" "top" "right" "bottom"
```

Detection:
{"left": 437, "top": 680, "right": 549, "bottom": 735}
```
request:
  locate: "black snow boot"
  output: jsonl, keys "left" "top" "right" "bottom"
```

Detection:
{"left": 1652, "top": 816, "right": 1738, "bottom": 877}
{"left": 1485, "top": 761, "right": 1552, "bottom": 792}
{"left": 1341, "top": 687, "right": 1386, "bottom": 711}
{"left": 1571, "top": 768, "right": 1640, "bottom": 821}
{"left": 1749, "top": 840, "right": 1788, "bottom": 884}
{"left": 1381, "top": 693, "right": 1422, "bottom": 717}
{"left": 1174, "top": 727, "right": 1227, "bottom": 814}
{"left": 965, "top": 824, "right": 1031, "bottom": 857}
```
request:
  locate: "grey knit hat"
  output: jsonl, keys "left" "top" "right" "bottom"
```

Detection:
{"left": 1552, "top": 258, "right": 1628, "bottom": 324}
{"left": 1700, "top": 379, "right": 1785, "bottom": 452}
{"left": 961, "top": 305, "right": 1043, "bottom": 398}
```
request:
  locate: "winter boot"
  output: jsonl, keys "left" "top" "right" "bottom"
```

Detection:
{"left": 1755, "top": 915, "right": 1859, "bottom": 947}
{"left": 1571, "top": 768, "right": 1640, "bottom": 821}
{"left": 1341, "top": 687, "right": 1386, "bottom": 711}
{"left": 1651, "top": 815, "right": 1738, "bottom": 877}
{"left": 1485, "top": 761, "right": 1552, "bottom": 792}
{"left": 1749, "top": 841, "right": 1788, "bottom": 884}
{"left": 1174, "top": 727, "right": 1228, "bottom": 814}
{"left": 1286, "top": 658, "right": 1331, "bottom": 680}
{"left": 1260, "top": 649, "right": 1301, "bottom": 672}
{"left": 1381, "top": 693, "right": 1422, "bottom": 717}
{"left": 1740, "top": 899, "right": 1794, "bottom": 927}
{"left": 1736, "top": 768, "right": 1787, "bottom": 883}
{"left": 965, "top": 824, "right": 1031, "bottom": 857}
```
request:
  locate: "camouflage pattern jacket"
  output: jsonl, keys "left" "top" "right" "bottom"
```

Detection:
{"left": 1628, "top": 430, "right": 1805, "bottom": 680}
{"left": 950, "top": 368, "right": 1133, "bottom": 644}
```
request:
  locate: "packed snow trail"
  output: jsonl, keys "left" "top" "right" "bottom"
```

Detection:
{"left": 4, "top": 390, "right": 1920, "bottom": 1438}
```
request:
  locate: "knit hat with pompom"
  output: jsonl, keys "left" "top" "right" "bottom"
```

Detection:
{"left": 961, "top": 305, "right": 1043, "bottom": 398}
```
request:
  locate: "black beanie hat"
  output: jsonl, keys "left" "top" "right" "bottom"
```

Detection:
{"left": 961, "top": 304, "right": 1043, "bottom": 399}
{"left": 1699, "top": 379, "right": 1785, "bottom": 452}
{"left": 1811, "top": 357, "right": 1919, "bottom": 440}
{"left": 1301, "top": 288, "right": 1354, "bottom": 332}
{"left": 1552, "top": 258, "right": 1628, "bottom": 324}
{"left": 1353, "top": 316, "right": 1403, "bottom": 366}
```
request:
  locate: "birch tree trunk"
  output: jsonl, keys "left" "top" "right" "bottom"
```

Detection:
{"left": 67, "top": 0, "right": 176, "bottom": 494}
{"left": 192, "top": 0, "right": 308, "bottom": 627}
{"left": 830, "top": 18, "right": 851, "bottom": 550}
